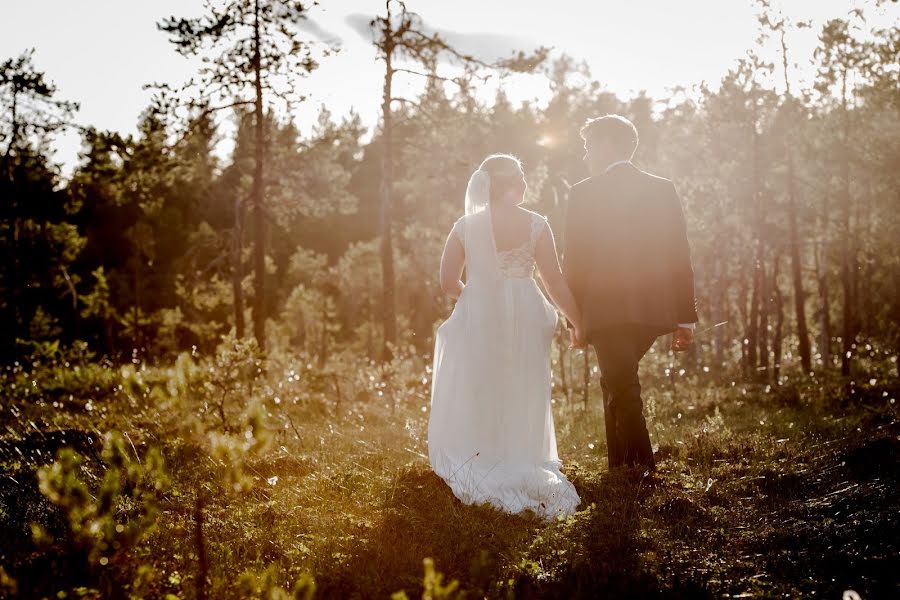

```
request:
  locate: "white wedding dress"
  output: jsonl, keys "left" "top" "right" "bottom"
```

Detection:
{"left": 428, "top": 173, "right": 580, "bottom": 520}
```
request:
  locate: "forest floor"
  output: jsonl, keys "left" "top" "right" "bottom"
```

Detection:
{"left": 1, "top": 353, "right": 898, "bottom": 599}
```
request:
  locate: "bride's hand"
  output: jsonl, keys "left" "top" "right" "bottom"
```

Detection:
{"left": 569, "top": 326, "right": 587, "bottom": 349}
{"left": 575, "top": 326, "right": 587, "bottom": 348}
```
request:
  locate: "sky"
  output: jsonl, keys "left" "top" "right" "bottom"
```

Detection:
{"left": 2, "top": 0, "right": 897, "bottom": 175}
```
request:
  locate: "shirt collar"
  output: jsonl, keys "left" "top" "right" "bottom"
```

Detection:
{"left": 605, "top": 159, "right": 632, "bottom": 173}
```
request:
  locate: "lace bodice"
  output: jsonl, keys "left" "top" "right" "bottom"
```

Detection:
{"left": 452, "top": 211, "right": 547, "bottom": 278}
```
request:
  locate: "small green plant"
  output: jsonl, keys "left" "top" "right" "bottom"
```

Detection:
{"left": 237, "top": 565, "right": 316, "bottom": 600}
{"left": 4, "top": 339, "right": 117, "bottom": 404}
{"left": 0, "top": 566, "right": 17, "bottom": 597}
{"left": 392, "top": 558, "right": 463, "bottom": 600}
{"left": 122, "top": 341, "right": 279, "bottom": 600}
{"left": 35, "top": 430, "right": 170, "bottom": 594}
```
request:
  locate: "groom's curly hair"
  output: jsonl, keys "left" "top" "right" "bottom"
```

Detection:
{"left": 580, "top": 115, "right": 639, "bottom": 159}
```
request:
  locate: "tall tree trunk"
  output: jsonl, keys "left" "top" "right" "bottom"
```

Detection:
{"left": 714, "top": 259, "right": 726, "bottom": 369}
{"left": 786, "top": 138, "right": 811, "bottom": 374}
{"left": 232, "top": 195, "right": 245, "bottom": 339}
{"left": 251, "top": 0, "right": 267, "bottom": 351}
{"left": 7, "top": 87, "right": 21, "bottom": 349}
{"left": 779, "top": 27, "right": 812, "bottom": 374}
{"left": 839, "top": 70, "right": 854, "bottom": 376}
{"left": 747, "top": 254, "right": 760, "bottom": 375}
{"left": 753, "top": 100, "right": 770, "bottom": 382}
{"left": 772, "top": 254, "right": 784, "bottom": 382}
{"left": 710, "top": 197, "right": 727, "bottom": 368}
{"left": 850, "top": 183, "right": 863, "bottom": 350}
{"left": 318, "top": 295, "right": 328, "bottom": 369}
{"left": 757, "top": 255, "right": 770, "bottom": 380}
{"left": 839, "top": 211, "right": 852, "bottom": 377}
{"left": 132, "top": 254, "right": 141, "bottom": 355}
{"left": 738, "top": 266, "right": 750, "bottom": 369}
{"left": 859, "top": 181, "right": 873, "bottom": 338}
{"left": 379, "top": 34, "right": 398, "bottom": 359}
{"left": 746, "top": 99, "right": 763, "bottom": 378}
{"left": 366, "top": 299, "right": 375, "bottom": 360}
{"left": 816, "top": 194, "right": 832, "bottom": 371}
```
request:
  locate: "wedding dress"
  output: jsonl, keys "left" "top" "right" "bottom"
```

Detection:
{"left": 427, "top": 170, "right": 580, "bottom": 520}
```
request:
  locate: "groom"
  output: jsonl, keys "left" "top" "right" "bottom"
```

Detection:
{"left": 563, "top": 115, "right": 698, "bottom": 471}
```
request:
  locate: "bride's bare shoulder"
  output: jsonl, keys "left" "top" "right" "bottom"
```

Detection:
{"left": 449, "top": 214, "right": 467, "bottom": 237}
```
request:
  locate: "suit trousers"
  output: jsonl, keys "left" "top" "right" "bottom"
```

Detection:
{"left": 591, "top": 327, "right": 659, "bottom": 470}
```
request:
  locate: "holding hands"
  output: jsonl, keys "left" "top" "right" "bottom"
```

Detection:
{"left": 671, "top": 326, "right": 694, "bottom": 352}
{"left": 568, "top": 322, "right": 587, "bottom": 349}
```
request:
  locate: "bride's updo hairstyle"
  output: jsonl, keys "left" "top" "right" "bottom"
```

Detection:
{"left": 478, "top": 154, "right": 524, "bottom": 204}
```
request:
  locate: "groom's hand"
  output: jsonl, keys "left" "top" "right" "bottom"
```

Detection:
{"left": 671, "top": 327, "right": 694, "bottom": 352}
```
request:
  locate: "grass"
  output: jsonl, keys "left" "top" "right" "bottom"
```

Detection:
{"left": 0, "top": 350, "right": 898, "bottom": 599}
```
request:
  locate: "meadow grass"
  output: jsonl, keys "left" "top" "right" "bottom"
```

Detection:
{"left": 0, "top": 349, "right": 897, "bottom": 599}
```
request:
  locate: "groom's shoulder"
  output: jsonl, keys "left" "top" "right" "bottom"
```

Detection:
{"left": 635, "top": 167, "right": 677, "bottom": 192}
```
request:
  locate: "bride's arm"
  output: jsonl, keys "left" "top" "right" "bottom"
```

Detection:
{"left": 535, "top": 222, "right": 582, "bottom": 333}
{"left": 439, "top": 230, "right": 465, "bottom": 299}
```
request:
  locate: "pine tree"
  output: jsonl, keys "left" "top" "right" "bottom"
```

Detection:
{"left": 157, "top": 0, "right": 327, "bottom": 351}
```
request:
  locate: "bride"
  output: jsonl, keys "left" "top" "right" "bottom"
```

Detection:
{"left": 428, "top": 154, "right": 583, "bottom": 519}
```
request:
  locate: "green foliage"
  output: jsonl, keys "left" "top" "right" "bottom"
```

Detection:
{"left": 3, "top": 339, "right": 117, "bottom": 406}
{"left": 369, "top": 341, "right": 432, "bottom": 411}
{"left": 207, "top": 399, "right": 273, "bottom": 493}
{"left": 79, "top": 267, "right": 116, "bottom": 321}
{"left": 1, "top": 5, "right": 899, "bottom": 378}
{"left": 392, "top": 558, "right": 463, "bottom": 600}
{"left": 200, "top": 333, "right": 265, "bottom": 428}
{"left": 0, "top": 48, "right": 79, "bottom": 152}
{"left": 237, "top": 566, "right": 315, "bottom": 600}
{"left": 36, "top": 430, "right": 170, "bottom": 568}
{"left": 0, "top": 147, "right": 88, "bottom": 360}
{"left": 0, "top": 566, "right": 17, "bottom": 597}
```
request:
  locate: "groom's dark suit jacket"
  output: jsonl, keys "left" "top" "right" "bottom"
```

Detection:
{"left": 563, "top": 162, "right": 698, "bottom": 336}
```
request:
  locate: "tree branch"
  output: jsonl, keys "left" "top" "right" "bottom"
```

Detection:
{"left": 168, "top": 100, "right": 255, "bottom": 150}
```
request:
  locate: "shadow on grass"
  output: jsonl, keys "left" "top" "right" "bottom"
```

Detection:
{"left": 511, "top": 467, "right": 713, "bottom": 600}
{"left": 314, "top": 462, "right": 713, "bottom": 599}
{"left": 315, "top": 466, "right": 543, "bottom": 598}
{"left": 745, "top": 432, "right": 900, "bottom": 599}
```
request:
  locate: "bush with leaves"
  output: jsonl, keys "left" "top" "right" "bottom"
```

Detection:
{"left": 237, "top": 565, "right": 316, "bottom": 600}
{"left": 3, "top": 339, "right": 118, "bottom": 406}
{"left": 392, "top": 558, "right": 464, "bottom": 600}
{"left": 34, "top": 430, "right": 170, "bottom": 595}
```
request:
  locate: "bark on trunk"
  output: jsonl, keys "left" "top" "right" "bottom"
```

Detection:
{"left": 251, "top": 0, "right": 267, "bottom": 351}
{"left": 786, "top": 147, "right": 811, "bottom": 374}
{"left": 232, "top": 195, "right": 245, "bottom": 339}
{"left": 839, "top": 67, "right": 854, "bottom": 376}
{"left": 757, "top": 256, "right": 770, "bottom": 380}
{"left": 815, "top": 194, "right": 832, "bottom": 370}
{"left": 379, "top": 33, "right": 397, "bottom": 359}
{"left": 779, "top": 28, "right": 812, "bottom": 374}
{"left": 772, "top": 255, "right": 784, "bottom": 382}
